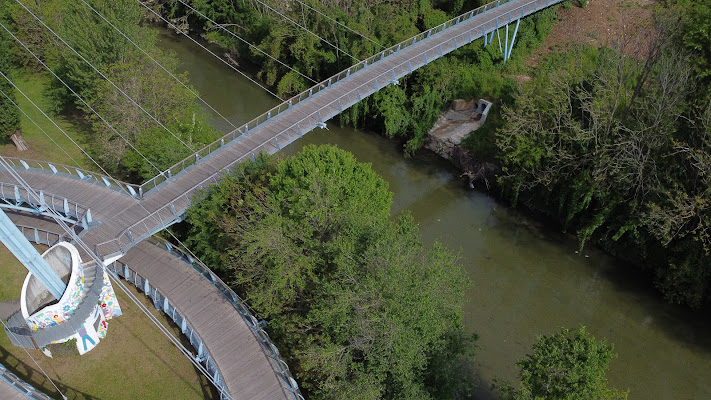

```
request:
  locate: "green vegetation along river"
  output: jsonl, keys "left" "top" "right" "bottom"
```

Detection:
{"left": 157, "top": 32, "right": 711, "bottom": 400}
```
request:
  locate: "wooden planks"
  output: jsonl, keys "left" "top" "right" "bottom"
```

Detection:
{"left": 4, "top": 212, "right": 294, "bottom": 400}
{"left": 118, "top": 242, "right": 292, "bottom": 400}
{"left": 0, "top": 379, "right": 43, "bottom": 400}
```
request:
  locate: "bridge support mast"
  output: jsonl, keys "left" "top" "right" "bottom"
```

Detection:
{"left": 504, "top": 19, "right": 521, "bottom": 62}
{"left": 0, "top": 209, "right": 66, "bottom": 299}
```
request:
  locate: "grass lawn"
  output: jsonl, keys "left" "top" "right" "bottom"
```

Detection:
{"left": 0, "top": 72, "right": 93, "bottom": 170}
{"left": 0, "top": 245, "right": 217, "bottom": 400}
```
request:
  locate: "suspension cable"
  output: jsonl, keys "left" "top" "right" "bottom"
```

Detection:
{"left": 0, "top": 86, "right": 83, "bottom": 170}
{"left": 0, "top": 317, "right": 68, "bottom": 399}
{"left": 106, "top": 273, "right": 232, "bottom": 400}
{"left": 136, "top": 0, "right": 280, "bottom": 99}
{"left": 0, "top": 157, "right": 233, "bottom": 400}
{"left": 0, "top": 22, "right": 162, "bottom": 176}
{"left": 173, "top": 0, "right": 317, "bottom": 85}
{"left": 14, "top": 0, "right": 197, "bottom": 154}
{"left": 292, "top": 0, "right": 384, "bottom": 49}
{"left": 0, "top": 71, "right": 134, "bottom": 180}
{"left": 250, "top": 0, "right": 359, "bottom": 61}
{"left": 77, "top": 0, "right": 237, "bottom": 131}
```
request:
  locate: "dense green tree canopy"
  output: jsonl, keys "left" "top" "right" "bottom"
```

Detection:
{"left": 4, "top": 0, "right": 221, "bottom": 180}
{"left": 488, "top": 6, "right": 711, "bottom": 306}
{"left": 184, "top": 145, "right": 477, "bottom": 399}
{"left": 494, "top": 327, "right": 628, "bottom": 400}
{"left": 673, "top": 0, "right": 711, "bottom": 97}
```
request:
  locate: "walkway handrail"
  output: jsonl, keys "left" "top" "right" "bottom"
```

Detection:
{"left": 95, "top": 0, "right": 564, "bottom": 258}
{"left": 107, "top": 260, "right": 234, "bottom": 400}
{"left": 15, "top": 224, "right": 64, "bottom": 246}
{"left": 0, "top": 181, "right": 92, "bottom": 227}
{"left": 149, "top": 238, "right": 304, "bottom": 400}
{"left": 138, "top": 0, "right": 523, "bottom": 196}
{"left": 2, "top": 157, "right": 141, "bottom": 199}
{"left": 0, "top": 363, "right": 53, "bottom": 400}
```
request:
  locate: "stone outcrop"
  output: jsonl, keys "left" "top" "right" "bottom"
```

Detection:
{"left": 424, "top": 99, "right": 491, "bottom": 160}
{"left": 425, "top": 99, "right": 499, "bottom": 189}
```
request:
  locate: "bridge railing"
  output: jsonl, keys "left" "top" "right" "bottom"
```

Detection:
{"left": 2, "top": 157, "right": 141, "bottom": 199}
{"left": 106, "top": 238, "right": 304, "bottom": 400}
{"left": 107, "top": 260, "right": 234, "bottom": 400}
{"left": 0, "top": 181, "right": 92, "bottom": 227}
{"left": 0, "top": 363, "right": 53, "bottom": 400}
{"left": 95, "top": 190, "right": 195, "bottom": 258}
{"left": 149, "top": 238, "right": 305, "bottom": 400}
{"left": 137, "top": 0, "right": 520, "bottom": 196}
{"left": 98, "top": 0, "right": 563, "bottom": 257}
{"left": 15, "top": 225, "right": 64, "bottom": 246}
{"left": 233, "top": 0, "right": 559, "bottom": 160}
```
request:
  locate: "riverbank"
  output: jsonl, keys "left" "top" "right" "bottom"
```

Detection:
{"left": 424, "top": 98, "right": 500, "bottom": 189}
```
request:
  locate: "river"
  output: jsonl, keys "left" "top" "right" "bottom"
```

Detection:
{"left": 157, "top": 32, "right": 711, "bottom": 399}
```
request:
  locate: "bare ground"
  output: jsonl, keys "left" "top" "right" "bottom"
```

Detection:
{"left": 528, "top": 0, "right": 658, "bottom": 65}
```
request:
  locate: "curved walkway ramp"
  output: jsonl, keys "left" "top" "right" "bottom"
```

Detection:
{"left": 3, "top": 214, "right": 299, "bottom": 400}
{"left": 115, "top": 240, "right": 298, "bottom": 400}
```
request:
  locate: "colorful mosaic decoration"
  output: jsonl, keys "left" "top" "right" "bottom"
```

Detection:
{"left": 26, "top": 266, "right": 85, "bottom": 331}
{"left": 96, "top": 309, "right": 108, "bottom": 339}
{"left": 99, "top": 271, "right": 122, "bottom": 319}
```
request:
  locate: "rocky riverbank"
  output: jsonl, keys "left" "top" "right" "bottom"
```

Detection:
{"left": 424, "top": 99, "right": 499, "bottom": 188}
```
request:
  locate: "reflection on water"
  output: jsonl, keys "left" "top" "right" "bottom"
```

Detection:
{"left": 158, "top": 32, "right": 711, "bottom": 400}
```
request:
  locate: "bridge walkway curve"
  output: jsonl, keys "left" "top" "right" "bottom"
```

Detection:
{"left": 91, "top": 0, "right": 562, "bottom": 257}
{"left": 3, "top": 211, "right": 295, "bottom": 400}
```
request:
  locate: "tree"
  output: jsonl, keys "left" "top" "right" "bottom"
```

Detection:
{"left": 0, "top": 5, "right": 20, "bottom": 139}
{"left": 4, "top": 0, "right": 221, "bottom": 180}
{"left": 673, "top": 0, "right": 711, "bottom": 97}
{"left": 90, "top": 55, "right": 219, "bottom": 180}
{"left": 185, "top": 145, "right": 477, "bottom": 399}
{"left": 494, "top": 327, "right": 628, "bottom": 400}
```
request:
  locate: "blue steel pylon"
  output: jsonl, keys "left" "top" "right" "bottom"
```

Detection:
{"left": 484, "top": 18, "right": 521, "bottom": 63}
{"left": 0, "top": 208, "right": 66, "bottom": 299}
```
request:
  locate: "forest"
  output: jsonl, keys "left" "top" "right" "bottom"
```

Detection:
{"left": 0, "top": 0, "right": 222, "bottom": 181}
{"left": 489, "top": 1, "right": 711, "bottom": 307}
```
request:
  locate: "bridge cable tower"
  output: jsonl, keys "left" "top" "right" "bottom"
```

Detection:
{"left": 0, "top": 155, "right": 233, "bottom": 399}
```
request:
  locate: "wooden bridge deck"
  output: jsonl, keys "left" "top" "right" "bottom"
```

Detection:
{"left": 0, "top": 1, "right": 563, "bottom": 398}
{"left": 119, "top": 242, "right": 290, "bottom": 400}
{"left": 0, "top": 378, "right": 47, "bottom": 400}
{"left": 1, "top": 0, "right": 561, "bottom": 257}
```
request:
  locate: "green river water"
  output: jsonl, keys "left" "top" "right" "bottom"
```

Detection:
{"left": 158, "top": 33, "right": 711, "bottom": 400}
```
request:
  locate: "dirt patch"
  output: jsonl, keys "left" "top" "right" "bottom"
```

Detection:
{"left": 529, "top": 0, "right": 658, "bottom": 65}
